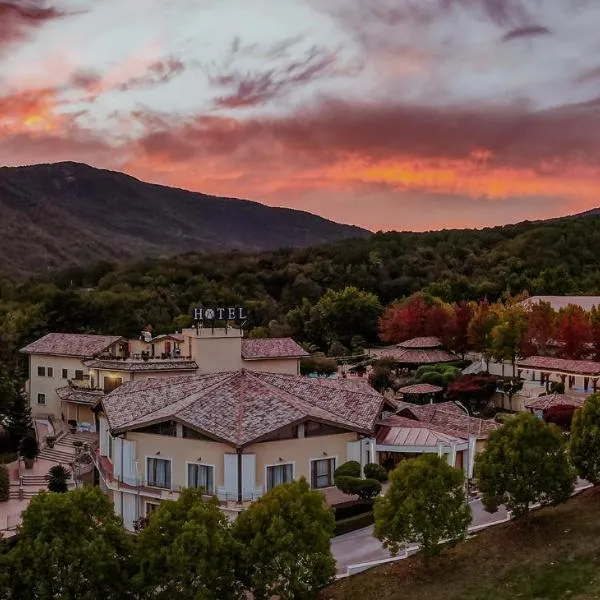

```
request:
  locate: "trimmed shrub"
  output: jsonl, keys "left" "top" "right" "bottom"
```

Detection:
{"left": 47, "top": 465, "right": 71, "bottom": 493}
{"left": 334, "top": 512, "right": 374, "bottom": 536}
{"left": 334, "top": 460, "right": 361, "bottom": 479}
{"left": 335, "top": 476, "right": 382, "bottom": 500}
{"left": 363, "top": 463, "right": 388, "bottom": 483}
{"left": 0, "top": 465, "right": 8, "bottom": 501}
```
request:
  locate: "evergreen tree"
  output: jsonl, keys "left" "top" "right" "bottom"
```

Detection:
{"left": 6, "top": 391, "right": 33, "bottom": 451}
{"left": 570, "top": 394, "right": 600, "bottom": 484}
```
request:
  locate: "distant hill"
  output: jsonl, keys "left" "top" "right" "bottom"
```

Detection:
{"left": 0, "top": 162, "right": 368, "bottom": 274}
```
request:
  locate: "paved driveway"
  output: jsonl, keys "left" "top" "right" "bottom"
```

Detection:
{"left": 331, "top": 481, "right": 592, "bottom": 575}
{"left": 332, "top": 498, "right": 508, "bottom": 574}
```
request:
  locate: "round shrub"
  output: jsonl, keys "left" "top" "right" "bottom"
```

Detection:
{"left": 335, "top": 476, "right": 382, "bottom": 500}
{"left": 363, "top": 463, "right": 388, "bottom": 483}
{"left": 334, "top": 460, "right": 361, "bottom": 479}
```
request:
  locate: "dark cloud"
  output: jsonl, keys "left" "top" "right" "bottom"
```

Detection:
{"left": 116, "top": 58, "right": 186, "bottom": 92}
{"left": 502, "top": 25, "right": 553, "bottom": 42}
{"left": 206, "top": 36, "right": 361, "bottom": 109}
{"left": 0, "top": 1, "right": 71, "bottom": 50}
{"left": 131, "top": 97, "right": 600, "bottom": 172}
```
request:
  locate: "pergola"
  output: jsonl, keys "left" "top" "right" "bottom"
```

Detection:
{"left": 517, "top": 356, "right": 600, "bottom": 393}
{"left": 397, "top": 383, "right": 444, "bottom": 405}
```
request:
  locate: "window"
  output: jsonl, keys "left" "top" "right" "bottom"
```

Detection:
{"left": 187, "top": 463, "right": 215, "bottom": 493}
{"left": 108, "top": 435, "right": 113, "bottom": 460}
{"left": 103, "top": 376, "right": 123, "bottom": 393}
{"left": 37, "top": 393, "right": 46, "bottom": 405}
{"left": 147, "top": 458, "right": 171, "bottom": 489}
{"left": 62, "top": 368, "right": 68, "bottom": 379}
{"left": 74, "top": 370, "right": 84, "bottom": 380}
{"left": 145, "top": 502, "right": 160, "bottom": 516}
{"left": 47, "top": 367, "right": 54, "bottom": 378}
{"left": 182, "top": 426, "right": 211, "bottom": 440}
{"left": 37, "top": 366, "right": 45, "bottom": 377}
{"left": 266, "top": 463, "right": 294, "bottom": 491}
{"left": 310, "top": 458, "right": 336, "bottom": 489}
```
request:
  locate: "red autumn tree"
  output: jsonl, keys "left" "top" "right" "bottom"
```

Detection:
{"left": 379, "top": 293, "right": 434, "bottom": 343}
{"left": 524, "top": 300, "right": 556, "bottom": 356}
{"left": 589, "top": 306, "right": 600, "bottom": 361}
{"left": 445, "top": 301, "right": 475, "bottom": 358}
{"left": 555, "top": 305, "right": 592, "bottom": 360}
{"left": 467, "top": 300, "right": 500, "bottom": 370}
{"left": 427, "top": 303, "right": 455, "bottom": 340}
{"left": 543, "top": 404, "right": 577, "bottom": 432}
{"left": 446, "top": 374, "right": 498, "bottom": 414}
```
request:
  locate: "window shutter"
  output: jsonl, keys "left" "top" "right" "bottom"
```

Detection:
{"left": 224, "top": 454, "right": 238, "bottom": 499}
{"left": 122, "top": 440, "right": 136, "bottom": 485}
{"left": 241, "top": 454, "right": 256, "bottom": 499}
{"left": 99, "top": 418, "right": 108, "bottom": 456}
{"left": 112, "top": 437, "right": 123, "bottom": 480}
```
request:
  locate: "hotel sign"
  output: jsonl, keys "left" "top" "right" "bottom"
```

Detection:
{"left": 193, "top": 306, "right": 247, "bottom": 322}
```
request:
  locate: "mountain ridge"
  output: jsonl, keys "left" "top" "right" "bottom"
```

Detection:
{"left": 0, "top": 161, "right": 368, "bottom": 275}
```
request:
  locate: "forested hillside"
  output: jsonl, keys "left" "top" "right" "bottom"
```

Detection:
{"left": 1, "top": 214, "right": 600, "bottom": 364}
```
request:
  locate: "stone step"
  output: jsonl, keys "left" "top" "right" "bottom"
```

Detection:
{"left": 39, "top": 450, "right": 75, "bottom": 463}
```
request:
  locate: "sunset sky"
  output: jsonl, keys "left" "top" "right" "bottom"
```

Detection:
{"left": 1, "top": 0, "right": 599, "bottom": 231}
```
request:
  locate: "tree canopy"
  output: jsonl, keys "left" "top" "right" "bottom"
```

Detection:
{"left": 374, "top": 454, "right": 471, "bottom": 558}
{"left": 475, "top": 413, "right": 576, "bottom": 518}
{"left": 233, "top": 477, "right": 336, "bottom": 600}
{"left": 570, "top": 394, "right": 600, "bottom": 484}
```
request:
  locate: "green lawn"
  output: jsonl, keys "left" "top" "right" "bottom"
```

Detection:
{"left": 321, "top": 488, "right": 600, "bottom": 600}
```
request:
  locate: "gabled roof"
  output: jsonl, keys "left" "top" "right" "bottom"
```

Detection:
{"left": 84, "top": 359, "right": 198, "bottom": 372}
{"left": 101, "top": 370, "right": 385, "bottom": 447}
{"left": 374, "top": 347, "right": 457, "bottom": 365}
{"left": 56, "top": 386, "right": 104, "bottom": 406}
{"left": 376, "top": 415, "right": 465, "bottom": 447}
{"left": 241, "top": 338, "right": 309, "bottom": 360}
{"left": 525, "top": 393, "right": 586, "bottom": 411}
{"left": 396, "top": 401, "right": 498, "bottom": 439}
{"left": 518, "top": 355, "right": 600, "bottom": 376}
{"left": 20, "top": 333, "right": 124, "bottom": 357}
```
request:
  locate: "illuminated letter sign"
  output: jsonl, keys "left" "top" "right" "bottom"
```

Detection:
{"left": 193, "top": 306, "right": 247, "bottom": 322}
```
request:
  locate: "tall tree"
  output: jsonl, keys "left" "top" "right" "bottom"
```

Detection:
{"left": 6, "top": 391, "right": 33, "bottom": 451}
{"left": 570, "top": 394, "right": 600, "bottom": 484}
{"left": 490, "top": 304, "right": 528, "bottom": 376}
{"left": 379, "top": 293, "right": 442, "bottom": 343}
{"left": 467, "top": 300, "right": 499, "bottom": 370}
{"left": 309, "top": 287, "right": 382, "bottom": 350}
{"left": 446, "top": 301, "right": 475, "bottom": 358}
{"left": 524, "top": 300, "right": 556, "bottom": 356}
{"left": 374, "top": 454, "right": 471, "bottom": 558}
{"left": 475, "top": 413, "right": 575, "bottom": 519}
{"left": 589, "top": 305, "right": 600, "bottom": 361}
{"left": 134, "top": 488, "right": 242, "bottom": 600}
{"left": 555, "top": 304, "right": 592, "bottom": 359}
{"left": 233, "top": 478, "right": 336, "bottom": 600}
{"left": 6, "top": 487, "right": 134, "bottom": 599}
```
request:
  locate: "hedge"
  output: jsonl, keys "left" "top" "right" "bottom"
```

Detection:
{"left": 334, "top": 511, "right": 374, "bottom": 536}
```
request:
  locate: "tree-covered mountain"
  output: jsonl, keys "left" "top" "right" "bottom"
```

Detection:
{"left": 3, "top": 212, "right": 600, "bottom": 363}
{"left": 0, "top": 162, "right": 368, "bottom": 275}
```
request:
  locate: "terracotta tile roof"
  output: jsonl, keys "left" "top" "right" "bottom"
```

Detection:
{"left": 525, "top": 393, "right": 586, "bottom": 411}
{"left": 521, "top": 296, "right": 600, "bottom": 312}
{"left": 241, "top": 338, "right": 309, "bottom": 360}
{"left": 397, "top": 336, "right": 443, "bottom": 349}
{"left": 397, "top": 383, "right": 444, "bottom": 395}
{"left": 375, "top": 347, "right": 457, "bottom": 365}
{"left": 150, "top": 333, "right": 185, "bottom": 343}
{"left": 83, "top": 359, "right": 198, "bottom": 372}
{"left": 56, "top": 386, "right": 104, "bottom": 406}
{"left": 102, "top": 370, "right": 385, "bottom": 447}
{"left": 396, "top": 401, "right": 498, "bottom": 439}
{"left": 20, "top": 333, "right": 124, "bottom": 357}
{"left": 518, "top": 355, "right": 600, "bottom": 376}
{"left": 376, "top": 415, "right": 465, "bottom": 447}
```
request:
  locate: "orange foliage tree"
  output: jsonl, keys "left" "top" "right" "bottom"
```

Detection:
{"left": 555, "top": 305, "right": 592, "bottom": 359}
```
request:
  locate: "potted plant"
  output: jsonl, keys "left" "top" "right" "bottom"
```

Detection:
{"left": 47, "top": 465, "right": 71, "bottom": 493}
{"left": 20, "top": 436, "right": 39, "bottom": 469}
{"left": 68, "top": 419, "right": 77, "bottom": 434}
{"left": 46, "top": 435, "right": 56, "bottom": 449}
{"left": 73, "top": 440, "right": 83, "bottom": 454}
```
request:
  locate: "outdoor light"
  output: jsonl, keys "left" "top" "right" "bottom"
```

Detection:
{"left": 155, "top": 451, "right": 160, "bottom": 455}
{"left": 197, "top": 457, "right": 202, "bottom": 462}
{"left": 278, "top": 457, "right": 283, "bottom": 461}
{"left": 322, "top": 451, "right": 328, "bottom": 456}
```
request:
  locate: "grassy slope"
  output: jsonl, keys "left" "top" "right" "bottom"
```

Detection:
{"left": 321, "top": 488, "right": 600, "bottom": 600}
